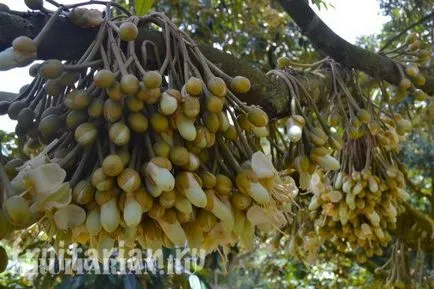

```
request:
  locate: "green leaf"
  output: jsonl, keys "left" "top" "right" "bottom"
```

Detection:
{"left": 135, "top": 0, "right": 156, "bottom": 16}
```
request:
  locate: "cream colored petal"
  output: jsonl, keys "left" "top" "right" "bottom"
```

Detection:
{"left": 145, "top": 162, "right": 175, "bottom": 192}
{"left": 246, "top": 205, "right": 271, "bottom": 226}
{"left": 251, "top": 151, "right": 276, "bottom": 178}
{"left": 249, "top": 182, "right": 270, "bottom": 204}
{"left": 157, "top": 219, "right": 187, "bottom": 246}
{"left": 184, "top": 173, "right": 207, "bottom": 208}
{"left": 38, "top": 182, "right": 72, "bottom": 210}
{"left": 26, "top": 163, "right": 66, "bottom": 195}
{"left": 53, "top": 204, "right": 86, "bottom": 230}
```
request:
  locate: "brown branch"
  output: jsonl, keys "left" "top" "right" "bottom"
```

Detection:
{"left": 395, "top": 203, "right": 434, "bottom": 252}
{"left": 276, "top": 0, "right": 434, "bottom": 95}
{"left": 0, "top": 9, "right": 332, "bottom": 118}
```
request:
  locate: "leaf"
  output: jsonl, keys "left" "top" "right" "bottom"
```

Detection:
{"left": 135, "top": 0, "right": 156, "bottom": 16}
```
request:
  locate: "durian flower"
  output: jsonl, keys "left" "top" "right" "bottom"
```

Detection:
{"left": 144, "top": 160, "right": 175, "bottom": 197}
{"left": 25, "top": 163, "right": 66, "bottom": 195}
{"left": 23, "top": 163, "right": 73, "bottom": 211}
{"left": 236, "top": 169, "right": 271, "bottom": 205}
{"left": 31, "top": 182, "right": 72, "bottom": 211}
{"left": 175, "top": 172, "right": 207, "bottom": 208}
{"left": 201, "top": 222, "right": 236, "bottom": 252}
{"left": 175, "top": 112, "right": 197, "bottom": 141}
{"left": 53, "top": 204, "right": 86, "bottom": 230}
{"left": 251, "top": 151, "right": 277, "bottom": 178}
{"left": 157, "top": 218, "right": 187, "bottom": 246}
{"left": 246, "top": 205, "right": 287, "bottom": 230}
{"left": 249, "top": 151, "right": 298, "bottom": 205}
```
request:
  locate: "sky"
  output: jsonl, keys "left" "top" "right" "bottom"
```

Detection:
{"left": 0, "top": 0, "right": 390, "bottom": 133}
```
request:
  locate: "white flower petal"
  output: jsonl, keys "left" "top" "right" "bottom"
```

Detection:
{"left": 251, "top": 151, "right": 276, "bottom": 178}
{"left": 54, "top": 204, "right": 86, "bottom": 230}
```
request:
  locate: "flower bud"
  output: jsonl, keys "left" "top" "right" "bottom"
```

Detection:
{"left": 144, "top": 160, "right": 175, "bottom": 197}
{"left": 169, "top": 146, "right": 189, "bottom": 167}
{"left": 230, "top": 76, "right": 251, "bottom": 93}
{"left": 183, "top": 96, "right": 200, "bottom": 119}
{"left": 107, "top": 81, "right": 124, "bottom": 101}
{"left": 251, "top": 125, "right": 268, "bottom": 137}
{"left": 73, "top": 180, "right": 95, "bottom": 205}
{"left": 86, "top": 207, "right": 101, "bottom": 235}
{"left": 174, "top": 195, "right": 193, "bottom": 214}
{"left": 231, "top": 191, "right": 252, "bottom": 210}
{"left": 236, "top": 169, "right": 270, "bottom": 205}
{"left": 159, "top": 190, "right": 176, "bottom": 208}
{"left": 185, "top": 77, "right": 202, "bottom": 96}
{"left": 91, "top": 168, "right": 113, "bottom": 192}
{"left": 184, "top": 153, "right": 200, "bottom": 171}
{"left": 199, "top": 171, "right": 217, "bottom": 189}
{"left": 310, "top": 154, "right": 340, "bottom": 171}
{"left": 223, "top": 125, "right": 238, "bottom": 141}
{"left": 160, "top": 90, "right": 178, "bottom": 115}
{"left": 100, "top": 198, "right": 120, "bottom": 233}
{"left": 247, "top": 107, "right": 268, "bottom": 127}
{"left": 102, "top": 154, "right": 124, "bottom": 177}
{"left": 119, "top": 22, "right": 138, "bottom": 41}
{"left": 215, "top": 174, "right": 233, "bottom": 195}
{"left": 75, "top": 122, "right": 97, "bottom": 146}
{"left": 205, "top": 113, "right": 220, "bottom": 133}
{"left": 64, "top": 90, "right": 91, "bottom": 110}
{"left": 143, "top": 71, "right": 162, "bottom": 89}
{"left": 123, "top": 196, "right": 143, "bottom": 227}
{"left": 94, "top": 69, "right": 115, "bottom": 88}
{"left": 206, "top": 95, "right": 224, "bottom": 113}
{"left": 120, "top": 74, "right": 139, "bottom": 95}
{"left": 288, "top": 124, "right": 302, "bottom": 142}
{"left": 126, "top": 96, "right": 144, "bottom": 112}
{"left": 207, "top": 77, "right": 227, "bottom": 97}
{"left": 135, "top": 187, "right": 153, "bottom": 212}
{"left": 150, "top": 112, "right": 169, "bottom": 132}
{"left": 117, "top": 168, "right": 141, "bottom": 194}
{"left": 109, "top": 122, "right": 130, "bottom": 146}
{"left": 148, "top": 203, "right": 165, "bottom": 219}
{"left": 95, "top": 190, "right": 115, "bottom": 206}
{"left": 176, "top": 172, "right": 207, "bottom": 208}
{"left": 175, "top": 112, "right": 197, "bottom": 141}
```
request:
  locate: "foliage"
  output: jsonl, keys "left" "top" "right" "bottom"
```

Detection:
{"left": 135, "top": 0, "right": 155, "bottom": 16}
{"left": 379, "top": 0, "right": 434, "bottom": 45}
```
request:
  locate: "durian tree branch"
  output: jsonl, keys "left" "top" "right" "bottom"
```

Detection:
{"left": 275, "top": 0, "right": 434, "bottom": 95}
{"left": 0, "top": 9, "right": 433, "bottom": 252}
{"left": 0, "top": 9, "right": 331, "bottom": 117}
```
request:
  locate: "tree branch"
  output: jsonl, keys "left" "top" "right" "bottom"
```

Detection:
{"left": 380, "top": 11, "right": 434, "bottom": 52}
{"left": 275, "top": 0, "right": 434, "bottom": 95}
{"left": 0, "top": 10, "right": 332, "bottom": 118}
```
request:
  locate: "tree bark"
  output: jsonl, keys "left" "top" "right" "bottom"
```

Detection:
{"left": 276, "top": 0, "right": 434, "bottom": 95}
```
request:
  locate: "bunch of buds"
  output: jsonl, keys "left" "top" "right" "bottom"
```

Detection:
{"left": 0, "top": 2, "right": 298, "bottom": 259}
